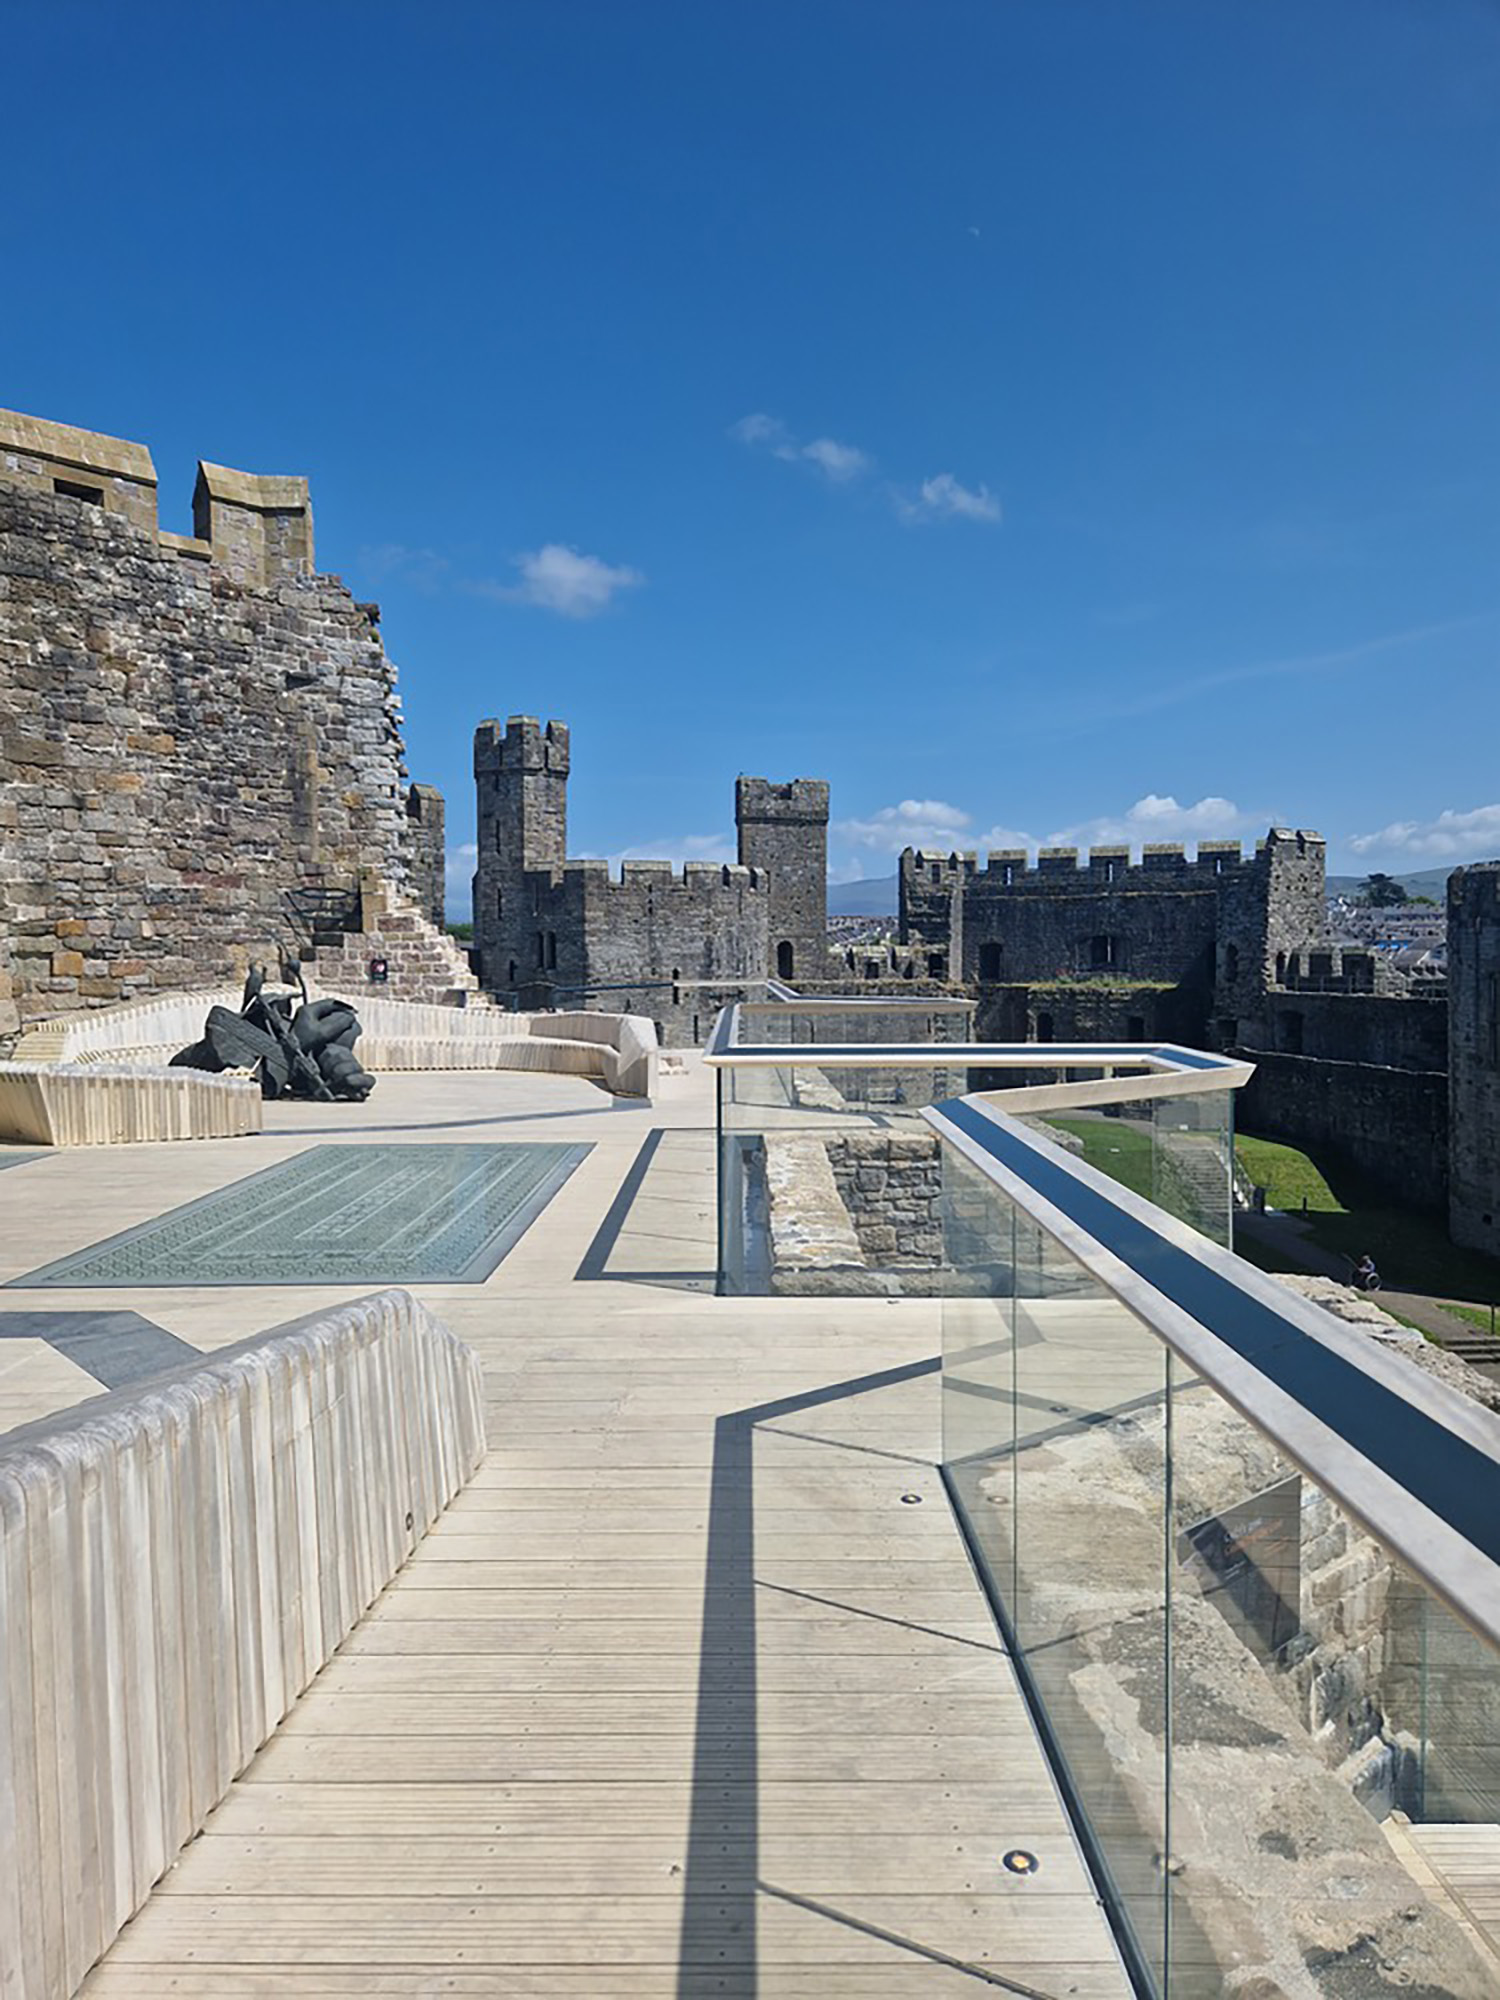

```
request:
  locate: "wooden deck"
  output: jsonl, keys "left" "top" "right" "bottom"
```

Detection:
{"left": 1, "top": 1067, "right": 1129, "bottom": 1997}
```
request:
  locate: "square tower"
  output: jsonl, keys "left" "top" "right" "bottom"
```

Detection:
{"left": 735, "top": 776, "right": 829, "bottom": 984}
{"left": 473, "top": 716, "right": 570, "bottom": 994}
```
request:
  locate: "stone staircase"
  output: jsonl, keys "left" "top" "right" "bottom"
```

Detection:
{"left": 301, "top": 877, "right": 491, "bottom": 1009}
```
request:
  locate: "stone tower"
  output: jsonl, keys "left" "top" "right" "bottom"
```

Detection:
{"left": 735, "top": 777, "right": 830, "bottom": 985}
{"left": 1448, "top": 861, "right": 1500, "bottom": 1254}
{"left": 472, "top": 716, "right": 570, "bottom": 994}
{"left": 1214, "top": 828, "right": 1328, "bottom": 1042}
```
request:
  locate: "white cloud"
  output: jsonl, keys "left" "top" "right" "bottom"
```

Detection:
{"left": 730, "top": 412, "right": 788, "bottom": 449}
{"left": 480, "top": 543, "right": 645, "bottom": 619}
{"left": 731, "top": 413, "right": 998, "bottom": 524}
{"left": 1348, "top": 804, "right": 1500, "bottom": 862}
{"left": 1048, "top": 794, "right": 1256, "bottom": 849}
{"left": 731, "top": 412, "right": 872, "bottom": 484}
{"left": 901, "top": 472, "right": 1002, "bottom": 524}
{"left": 608, "top": 831, "right": 737, "bottom": 870}
{"left": 830, "top": 792, "right": 1258, "bottom": 867}
{"left": 800, "top": 436, "right": 872, "bottom": 482}
{"left": 836, "top": 799, "right": 977, "bottom": 853}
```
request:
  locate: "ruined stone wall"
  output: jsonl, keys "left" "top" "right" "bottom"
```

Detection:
{"left": 405, "top": 783, "right": 446, "bottom": 929}
{"left": 1235, "top": 1049, "right": 1448, "bottom": 1210}
{"left": 1448, "top": 862, "right": 1500, "bottom": 1255}
{"left": 1249, "top": 991, "right": 1448, "bottom": 1070}
{"left": 0, "top": 477, "right": 411, "bottom": 1035}
{"left": 972, "top": 980, "right": 1198, "bottom": 1047}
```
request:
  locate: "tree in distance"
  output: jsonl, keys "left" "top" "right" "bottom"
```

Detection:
{"left": 1362, "top": 872, "right": 1409, "bottom": 907}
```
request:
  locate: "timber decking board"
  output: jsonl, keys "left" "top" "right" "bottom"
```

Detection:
{"left": 23, "top": 1066, "right": 1132, "bottom": 1999}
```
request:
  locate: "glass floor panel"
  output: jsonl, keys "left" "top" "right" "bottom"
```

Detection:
{"left": 10, "top": 1143, "right": 592, "bottom": 1287}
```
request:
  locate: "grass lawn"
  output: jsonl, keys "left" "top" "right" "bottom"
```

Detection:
{"left": 1235, "top": 1131, "right": 1500, "bottom": 1306}
{"left": 1042, "top": 1115, "right": 1156, "bottom": 1200}
{"left": 1436, "top": 1300, "right": 1500, "bottom": 1336}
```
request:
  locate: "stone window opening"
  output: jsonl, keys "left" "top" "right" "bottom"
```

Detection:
{"left": 546, "top": 932, "right": 557, "bottom": 970}
{"left": 1274, "top": 950, "right": 1286, "bottom": 984}
{"left": 507, "top": 959, "right": 518, "bottom": 984}
{"left": 535, "top": 932, "right": 546, "bottom": 968}
{"left": 1280, "top": 1010, "right": 1304, "bottom": 1055}
{"left": 1035, "top": 1011, "right": 1054, "bottom": 1044}
{"left": 1089, "top": 934, "right": 1118, "bottom": 970}
{"left": 777, "top": 941, "right": 795, "bottom": 981}
{"left": 495, "top": 888, "right": 503, "bottom": 920}
{"left": 53, "top": 477, "right": 104, "bottom": 507}
{"left": 927, "top": 952, "right": 946, "bottom": 979}
{"left": 1225, "top": 942, "right": 1241, "bottom": 983}
{"left": 1127, "top": 1015, "right": 1146, "bottom": 1041}
{"left": 979, "top": 941, "right": 1002, "bottom": 980}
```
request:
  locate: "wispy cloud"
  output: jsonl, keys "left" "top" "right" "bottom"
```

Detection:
{"left": 360, "top": 541, "right": 644, "bottom": 620}
{"left": 731, "top": 413, "right": 998, "bottom": 524}
{"left": 476, "top": 544, "right": 644, "bottom": 620}
{"left": 731, "top": 412, "right": 871, "bottom": 484}
{"left": 1348, "top": 804, "right": 1500, "bottom": 863}
{"left": 895, "top": 473, "right": 1002, "bottom": 525}
{"left": 1085, "top": 614, "right": 1494, "bottom": 727}
{"left": 358, "top": 542, "right": 453, "bottom": 593}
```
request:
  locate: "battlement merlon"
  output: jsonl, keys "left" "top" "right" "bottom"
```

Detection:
{"left": 474, "top": 716, "right": 571, "bottom": 779}
{"left": 735, "top": 776, "right": 830, "bottom": 825}
{"left": 561, "top": 859, "right": 765, "bottom": 892}
{"left": 192, "top": 461, "right": 314, "bottom": 587}
{"left": 0, "top": 406, "right": 159, "bottom": 534}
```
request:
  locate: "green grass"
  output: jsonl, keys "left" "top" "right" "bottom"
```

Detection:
{"left": 1042, "top": 1116, "right": 1157, "bottom": 1200}
{"left": 1435, "top": 1300, "right": 1500, "bottom": 1335}
{"left": 1235, "top": 1132, "right": 1500, "bottom": 1306}
{"left": 1234, "top": 1135, "right": 1344, "bottom": 1215}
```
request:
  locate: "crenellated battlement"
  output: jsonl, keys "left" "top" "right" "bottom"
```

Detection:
{"left": 474, "top": 714, "right": 571, "bottom": 778}
{"left": 735, "top": 776, "right": 830, "bottom": 824}
{"left": 0, "top": 408, "right": 318, "bottom": 588}
{"left": 901, "top": 838, "right": 1266, "bottom": 892}
{"left": 556, "top": 860, "right": 765, "bottom": 893}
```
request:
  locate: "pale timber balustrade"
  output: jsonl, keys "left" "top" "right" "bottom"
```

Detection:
{"left": 0, "top": 1290, "right": 486, "bottom": 2000}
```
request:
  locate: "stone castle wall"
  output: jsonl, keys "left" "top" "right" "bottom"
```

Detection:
{"left": 0, "top": 463, "right": 418, "bottom": 1035}
{"left": 472, "top": 716, "right": 824, "bottom": 1046}
{"left": 1448, "top": 863, "right": 1500, "bottom": 1254}
{"left": 1235, "top": 1049, "right": 1448, "bottom": 1211}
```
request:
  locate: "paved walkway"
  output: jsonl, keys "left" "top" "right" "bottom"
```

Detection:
{"left": 0, "top": 1064, "right": 1127, "bottom": 1997}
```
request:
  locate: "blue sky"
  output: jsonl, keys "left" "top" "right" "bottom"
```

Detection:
{"left": 5, "top": 2, "right": 1498, "bottom": 913}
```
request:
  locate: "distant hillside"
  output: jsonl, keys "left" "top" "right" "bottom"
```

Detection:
{"left": 1326, "top": 865, "right": 1463, "bottom": 902}
{"left": 828, "top": 874, "right": 898, "bottom": 917}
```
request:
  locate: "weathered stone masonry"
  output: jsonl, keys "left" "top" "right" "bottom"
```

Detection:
{"left": 472, "top": 714, "right": 830, "bottom": 1046}
{"left": 0, "top": 408, "right": 446, "bottom": 1036}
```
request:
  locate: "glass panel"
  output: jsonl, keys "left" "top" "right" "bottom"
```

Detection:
{"left": 1164, "top": 1365, "right": 1500, "bottom": 1996}
{"left": 717, "top": 1047, "right": 967, "bottom": 1297}
{"left": 940, "top": 1141, "right": 1172, "bottom": 1989}
{"left": 1151, "top": 1089, "right": 1233, "bottom": 1248}
{"left": 939, "top": 1117, "right": 1500, "bottom": 1993}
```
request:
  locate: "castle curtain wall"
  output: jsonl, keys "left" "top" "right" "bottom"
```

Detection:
{"left": 0, "top": 474, "right": 410, "bottom": 1033}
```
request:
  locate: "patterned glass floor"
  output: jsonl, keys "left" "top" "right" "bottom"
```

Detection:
{"left": 10, "top": 1143, "right": 592, "bottom": 1288}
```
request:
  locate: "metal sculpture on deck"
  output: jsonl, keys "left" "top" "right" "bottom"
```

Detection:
{"left": 171, "top": 960, "right": 376, "bottom": 1101}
